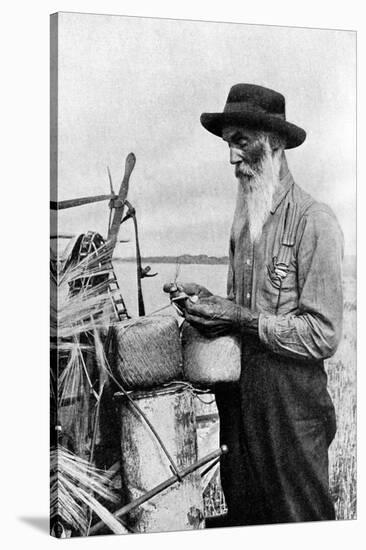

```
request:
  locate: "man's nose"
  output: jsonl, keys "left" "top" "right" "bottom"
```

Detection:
{"left": 229, "top": 146, "right": 243, "bottom": 165}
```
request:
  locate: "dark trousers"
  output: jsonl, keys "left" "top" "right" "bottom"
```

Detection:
{"left": 215, "top": 347, "right": 336, "bottom": 526}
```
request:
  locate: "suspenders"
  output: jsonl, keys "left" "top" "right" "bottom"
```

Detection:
{"left": 268, "top": 196, "right": 314, "bottom": 313}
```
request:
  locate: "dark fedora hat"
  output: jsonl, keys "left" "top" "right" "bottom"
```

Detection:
{"left": 200, "top": 84, "right": 306, "bottom": 149}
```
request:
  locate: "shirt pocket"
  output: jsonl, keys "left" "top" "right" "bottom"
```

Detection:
{"left": 263, "top": 256, "right": 298, "bottom": 312}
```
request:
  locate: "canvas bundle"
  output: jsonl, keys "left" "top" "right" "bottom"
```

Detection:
{"left": 111, "top": 315, "right": 183, "bottom": 390}
{"left": 181, "top": 322, "right": 241, "bottom": 387}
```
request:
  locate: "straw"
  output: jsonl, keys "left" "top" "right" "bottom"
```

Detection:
{"left": 50, "top": 446, "right": 128, "bottom": 535}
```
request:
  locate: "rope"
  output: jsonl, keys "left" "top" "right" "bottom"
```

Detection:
{"left": 194, "top": 393, "right": 216, "bottom": 405}
{"left": 160, "top": 380, "right": 216, "bottom": 404}
{"left": 149, "top": 304, "right": 173, "bottom": 316}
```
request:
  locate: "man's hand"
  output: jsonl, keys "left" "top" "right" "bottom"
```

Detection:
{"left": 163, "top": 282, "right": 213, "bottom": 301}
{"left": 184, "top": 295, "right": 258, "bottom": 337}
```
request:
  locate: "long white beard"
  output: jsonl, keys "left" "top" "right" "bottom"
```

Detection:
{"left": 232, "top": 141, "right": 282, "bottom": 244}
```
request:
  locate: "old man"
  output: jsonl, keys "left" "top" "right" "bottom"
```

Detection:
{"left": 165, "top": 84, "right": 344, "bottom": 525}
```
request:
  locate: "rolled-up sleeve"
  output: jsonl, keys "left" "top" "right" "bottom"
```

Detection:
{"left": 258, "top": 206, "right": 344, "bottom": 360}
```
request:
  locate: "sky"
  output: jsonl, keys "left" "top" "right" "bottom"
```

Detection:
{"left": 54, "top": 12, "right": 356, "bottom": 258}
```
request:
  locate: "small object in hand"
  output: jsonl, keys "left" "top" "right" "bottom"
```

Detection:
{"left": 163, "top": 282, "right": 212, "bottom": 300}
{"left": 171, "top": 292, "right": 198, "bottom": 315}
{"left": 171, "top": 293, "right": 199, "bottom": 304}
{"left": 163, "top": 282, "right": 199, "bottom": 314}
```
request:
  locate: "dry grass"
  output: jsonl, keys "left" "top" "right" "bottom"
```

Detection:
{"left": 51, "top": 242, "right": 125, "bottom": 536}
{"left": 50, "top": 446, "right": 128, "bottom": 536}
{"left": 326, "top": 276, "right": 357, "bottom": 520}
{"left": 52, "top": 241, "right": 122, "bottom": 340}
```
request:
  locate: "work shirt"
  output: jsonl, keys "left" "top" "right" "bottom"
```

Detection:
{"left": 227, "top": 169, "right": 344, "bottom": 361}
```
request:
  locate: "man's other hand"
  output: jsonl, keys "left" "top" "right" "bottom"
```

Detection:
{"left": 184, "top": 295, "right": 258, "bottom": 337}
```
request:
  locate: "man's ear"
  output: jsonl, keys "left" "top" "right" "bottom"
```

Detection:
{"left": 268, "top": 131, "right": 286, "bottom": 152}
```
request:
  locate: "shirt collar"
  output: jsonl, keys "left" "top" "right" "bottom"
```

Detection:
{"left": 270, "top": 169, "right": 294, "bottom": 214}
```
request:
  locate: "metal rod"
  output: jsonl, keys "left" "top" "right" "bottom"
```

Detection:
{"left": 131, "top": 210, "right": 145, "bottom": 316}
{"left": 50, "top": 194, "right": 114, "bottom": 210}
{"left": 200, "top": 456, "right": 221, "bottom": 479}
{"left": 89, "top": 445, "right": 228, "bottom": 535}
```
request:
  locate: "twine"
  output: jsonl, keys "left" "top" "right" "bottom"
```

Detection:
{"left": 160, "top": 380, "right": 215, "bottom": 404}
{"left": 112, "top": 315, "right": 183, "bottom": 390}
{"left": 181, "top": 323, "right": 241, "bottom": 386}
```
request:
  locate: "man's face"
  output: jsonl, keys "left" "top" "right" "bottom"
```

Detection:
{"left": 222, "top": 126, "right": 267, "bottom": 180}
{"left": 226, "top": 126, "right": 283, "bottom": 243}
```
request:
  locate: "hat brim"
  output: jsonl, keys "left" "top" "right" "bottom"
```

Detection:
{"left": 200, "top": 111, "right": 306, "bottom": 149}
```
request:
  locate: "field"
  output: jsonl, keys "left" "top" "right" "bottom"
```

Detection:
{"left": 116, "top": 261, "right": 357, "bottom": 521}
